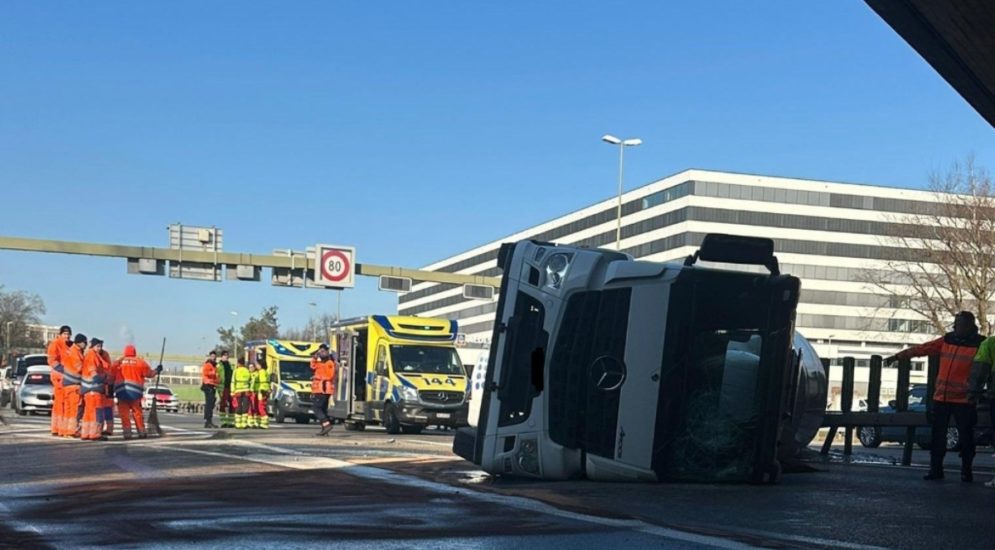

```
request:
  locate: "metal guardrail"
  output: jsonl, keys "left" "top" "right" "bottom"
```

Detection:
{"left": 821, "top": 354, "right": 992, "bottom": 466}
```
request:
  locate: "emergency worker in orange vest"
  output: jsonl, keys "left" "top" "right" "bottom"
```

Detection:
{"left": 81, "top": 338, "right": 110, "bottom": 441}
{"left": 60, "top": 334, "right": 88, "bottom": 437}
{"left": 114, "top": 344, "right": 160, "bottom": 440}
{"left": 201, "top": 351, "right": 220, "bottom": 429}
{"left": 887, "top": 311, "right": 985, "bottom": 481}
{"left": 46, "top": 325, "right": 73, "bottom": 436}
{"left": 100, "top": 344, "right": 117, "bottom": 436}
{"left": 310, "top": 344, "right": 337, "bottom": 436}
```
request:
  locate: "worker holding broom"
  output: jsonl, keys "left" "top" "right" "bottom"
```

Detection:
{"left": 114, "top": 344, "right": 160, "bottom": 440}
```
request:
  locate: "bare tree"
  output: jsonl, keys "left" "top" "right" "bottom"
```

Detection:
{"left": 0, "top": 285, "right": 47, "bottom": 350}
{"left": 864, "top": 158, "right": 995, "bottom": 334}
{"left": 282, "top": 312, "right": 339, "bottom": 342}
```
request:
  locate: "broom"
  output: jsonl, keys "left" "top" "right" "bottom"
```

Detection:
{"left": 147, "top": 337, "right": 166, "bottom": 437}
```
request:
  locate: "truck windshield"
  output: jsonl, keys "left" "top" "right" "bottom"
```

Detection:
{"left": 390, "top": 346, "right": 464, "bottom": 376}
{"left": 279, "top": 360, "right": 311, "bottom": 381}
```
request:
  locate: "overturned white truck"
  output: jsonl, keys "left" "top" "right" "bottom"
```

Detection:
{"left": 453, "top": 234, "right": 827, "bottom": 483}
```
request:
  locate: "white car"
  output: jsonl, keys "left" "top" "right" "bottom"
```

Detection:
{"left": 142, "top": 387, "right": 179, "bottom": 413}
{"left": 13, "top": 365, "right": 54, "bottom": 415}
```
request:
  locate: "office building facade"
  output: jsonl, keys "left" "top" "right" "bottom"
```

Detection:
{"left": 399, "top": 169, "right": 954, "bottom": 395}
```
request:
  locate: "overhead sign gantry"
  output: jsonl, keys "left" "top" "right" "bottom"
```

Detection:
{"left": 0, "top": 227, "right": 499, "bottom": 298}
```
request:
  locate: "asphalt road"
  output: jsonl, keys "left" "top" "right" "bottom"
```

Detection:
{"left": 2, "top": 410, "right": 994, "bottom": 549}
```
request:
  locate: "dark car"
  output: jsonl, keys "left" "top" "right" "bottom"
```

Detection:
{"left": 858, "top": 384, "right": 993, "bottom": 450}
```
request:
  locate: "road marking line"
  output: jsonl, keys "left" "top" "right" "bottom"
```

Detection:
{"left": 0, "top": 501, "right": 43, "bottom": 537}
{"left": 407, "top": 438, "right": 456, "bottom": 448}
{"left": 159, "top": 440, "right": 751, "bottom": 549}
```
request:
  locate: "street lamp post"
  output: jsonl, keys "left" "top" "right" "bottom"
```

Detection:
{"left": 601, "top": 134, "right": 643, "bottom": 250}
{"left": 230, "top": 311, "right": 239, "bottom": 361}
{"left": 4, "top": 321, "right": 12, "bottom": 366}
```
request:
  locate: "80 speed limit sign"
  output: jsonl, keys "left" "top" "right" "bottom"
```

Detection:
{"left": 314, "top": 244, "right": 355, "bottom": 288}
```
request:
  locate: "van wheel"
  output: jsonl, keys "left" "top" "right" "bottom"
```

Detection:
{"left": 275, "top": 407, "right": 286, "bottom": 424}
{"left": 384, "top": 403, "right": 401, "bottom": 435}
{"left": 401, "top": 425, "right": 424, "bottom": 435}
{"left": 344, "top": 421, "right": 365, "bottom": 432}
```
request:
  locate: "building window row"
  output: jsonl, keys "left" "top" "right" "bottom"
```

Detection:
{"left": 411, "top": 179, "right": 940, "bottom": 299}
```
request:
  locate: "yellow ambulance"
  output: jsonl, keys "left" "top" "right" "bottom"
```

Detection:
{"left": 329, "top": 315, "right": 469, "bottom": 434}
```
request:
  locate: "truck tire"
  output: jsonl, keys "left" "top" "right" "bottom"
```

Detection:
{"left": 344, "top": 421, "right": 365, "bottom": 432}
{"left": 401, "top": 425, "right": 424, "bottom": 435}
{"left": 384, "top": 403, "right": 401, "bottom": 435}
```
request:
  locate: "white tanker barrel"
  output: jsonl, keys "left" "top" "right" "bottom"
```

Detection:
{"left": 781, "top": 332, "right": 828, "bottom": 457}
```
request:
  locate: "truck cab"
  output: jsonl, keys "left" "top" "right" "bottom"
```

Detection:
{"left": 454, "top": 235, "right": 806, "bottom": 483}
{"left": 330, "top": 315, "right": 469, "bottom": 434}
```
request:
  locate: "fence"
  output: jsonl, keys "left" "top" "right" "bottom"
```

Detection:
{"left": 821, "top": 354, "right": 992, "bottom": 465}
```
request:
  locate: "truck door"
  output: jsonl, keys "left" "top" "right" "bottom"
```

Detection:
{"left": 475, "top": 288, "right": 549, "bottom": 472}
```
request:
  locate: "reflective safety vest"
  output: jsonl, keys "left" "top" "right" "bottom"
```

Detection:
{"left": 115, "top": 356, "right": 155, "bottom": 401}
{"left": 310, "top": 357, "right": 337, "bottom": 395}
{"left": 255, "top": 367, "right": 270, "bottom": 393}
{"left": 62, "top": 345, "right": 85, "bottom": 387}
{"left": 202, "top": 360, "right": 219, "bottom": 386}
{"left": 897, "top": 331, "right": 985, "bottom": 404}
{"left": 233, "top": 365, "right": 252, "bottom": 393}
{"left": 47, "top": 338, "right": 70, "bottom": 388}
{"left": 217, "top": 360, "right": 234, "bottom": 390}
{"left": 82, "top": 348, "right": 109, "bottom": 394}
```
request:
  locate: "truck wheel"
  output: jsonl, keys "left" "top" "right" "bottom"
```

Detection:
{"left": 858, "top": 426, "right": 881, "bottom": 448}
{"left": 401, "top": 425, "right": 424, "bottom": 435}
{"left": 384, "top": 403, "right": 401, "bottom": 435}
{"left": 344, "top": 421, "right": 365, "bottom": 432}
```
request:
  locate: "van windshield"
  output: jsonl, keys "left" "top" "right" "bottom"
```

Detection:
{"left": 390, "top": 346, "right": 464, "bottom": 376}
{"left": 279, "top": 360, "right": 311, "bottom": 382}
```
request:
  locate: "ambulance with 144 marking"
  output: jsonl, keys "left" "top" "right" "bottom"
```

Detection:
{"left": 329, "top": 315, "right": 470, "bottom": 434}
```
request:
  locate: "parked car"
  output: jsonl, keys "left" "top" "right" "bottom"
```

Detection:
{"left": 142, "top": 387, "right": 179, "bottom": 413}
{"left": 14, "top": 354, "right": 48, "bottom": 386}
{"left": 858, "top": 384, "right": 993, "bottom": 451}
{"left": 13, "top": 365, "right": 54, "bottom": 415}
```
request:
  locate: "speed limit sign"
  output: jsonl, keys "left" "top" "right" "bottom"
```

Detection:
{"left": 314, "top": 244, "right": 356, "bottom": 288}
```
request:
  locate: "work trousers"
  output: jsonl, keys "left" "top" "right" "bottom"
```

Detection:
{"left": 81, "top": 392, "right": 103, "bottom": 440}
{"left": 118, "top": 400, "right": 146, "bottom": 437}
{"left": 202, "top": 385, "right": 216, "bottom": 423}
{"left": 51, "top": 380, "right": 63, "bottom": 435}
{"left": 101, "top": 393, "right": 115, "bottom": 435}
{"left": 930, "top": 401, "right": 977, "bottom": 468}
{"left": 313, "top": 393, "right": 332, "bottom": 424}
{"left": 256, "top": 391, "right": 269, "bottom": 429}
{"left": 219, "top": 387, "right": 233, "bottom": 425}
{"left": 60, "top": 386, "right": 81, "bottom": 436}
{"left": 234, "top": 392, "right": 252, "bottom": 429}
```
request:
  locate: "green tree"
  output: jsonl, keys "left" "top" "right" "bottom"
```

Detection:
{"left": 216, "top": 306, "right": 280, "bottom": 358}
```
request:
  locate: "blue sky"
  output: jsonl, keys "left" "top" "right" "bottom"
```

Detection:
{"left": 1, "top": 1, "right": 993, "bottom": 358}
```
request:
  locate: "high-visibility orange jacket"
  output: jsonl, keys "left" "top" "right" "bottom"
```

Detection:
{"left": 62, "top": 345, "right": 85, "bottom": 387}
{"left": 115, "top": 354, "right": 155, "bottom": 401}
{"left": 202, "top": 360, "right": 219, "bottom": 386}
{"left": 82, "top": 348, "right": 110, "bottom": 394}
{"left": 310, "top": 356, "right": 337, "bottom": 395}
{"left": 895, "top": 331, "right": 986, "bottom": 403}
{"left": 47, "top": 338, "right": 70, "bottom": 387}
